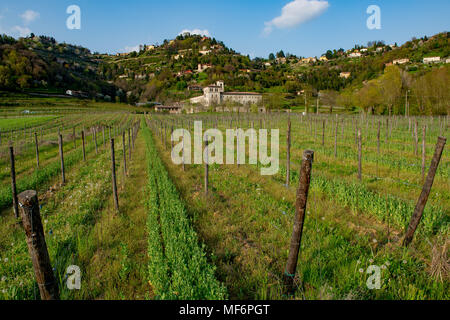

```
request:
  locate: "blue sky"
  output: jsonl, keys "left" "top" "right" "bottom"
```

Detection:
{"left": 0, "top": 0, "right": 448, "bottom": 58}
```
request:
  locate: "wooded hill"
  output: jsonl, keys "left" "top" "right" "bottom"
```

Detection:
{"left": 1, "top": 32, "right": 449, "bottom": 115}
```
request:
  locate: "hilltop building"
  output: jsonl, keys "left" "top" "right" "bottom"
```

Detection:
{"left": 190, "top": 81, "right": 262, "bottom": 106}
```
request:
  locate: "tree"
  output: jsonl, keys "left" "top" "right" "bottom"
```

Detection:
{"left": 356, "top": 80, "right": 382, "bottom": 114}
{"left": 320, "top": 90, "right": 339, "bottom": 113}
{"left": 337, "top": 89, "right": 355, "bottom": 111}
{"left": 276, "top": 50, "right": 285, "bottom": 58}
{"left": 176, "top": 80, "right": 187, "bottom": 91}
{"left": 269, "top": 53, "right": 275, "bottom": 60}
{"left": 378, "top": 65, "right": 402, "bottom": 115}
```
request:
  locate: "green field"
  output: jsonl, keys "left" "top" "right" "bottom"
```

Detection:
{"left": 0, "top": 116, "right": 60, "bottom": 132}
{"left": 0, "top": 99, "right": 448, "bottom": 300}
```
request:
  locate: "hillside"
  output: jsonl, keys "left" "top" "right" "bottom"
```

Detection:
{"left": 0, "top": 34, "right": 119, "bottom": 101}
{"left": 0, "top": 32, "right": 449, "bottom": 115}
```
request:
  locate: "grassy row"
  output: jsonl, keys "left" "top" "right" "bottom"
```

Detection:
{"left": 0, "top": 132, "right": 124, "bottom": 300}
{"left": 148, "top": 118, "right": 449, "bottom": 300}
{"left": 143, "top": 121, "right": 227, "bottom": 300}
{"left": 0, "top": 116, "right": 133, "bottom": 211}
{"left": 263, "top": 161, "right": 449, "bottom": 237}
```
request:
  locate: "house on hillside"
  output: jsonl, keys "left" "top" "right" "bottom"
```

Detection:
{"left": 393, "top": 58, "right": 410, "bottom": 65}
{"left": 339, "top": 72, "right": 351, "bottom": 79}
{"left": 301, "top": 57, "right": 317, "bottom": 64}
{"left": 155, "top": 105, "right": 182, "bottom": 114}
{"left": 190, "top": 81, "right": 262, "bottom": 107}
{"left": 349, "top": 52, "right": 362, "bottom": 58}
{"left": 66, "top": 90, "right": 88, "bottom": 98}
{"left": 188, "top": 85, "right": 203, "bottom": 91}
{"left": 423, "top": 57, "right": 441, "bottom": 64}
{"left": 198, "top": 64, "right": 212, "bottom": 72}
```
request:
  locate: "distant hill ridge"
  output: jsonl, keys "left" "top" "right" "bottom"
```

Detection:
{"left": 0, "top": 31, "right": 448, "bottom": 114}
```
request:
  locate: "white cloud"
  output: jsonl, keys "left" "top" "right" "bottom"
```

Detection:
{"left": 11, "top": 26, "right": 31, "bottom": 37}
{"left": 20, "top": 10, "right": 40, "bottom": 25}
{"left": 264, "top": 0, "right": 329, "bottom": 35}
{"left": 123, "top": 45, "right": 140, "bottom": 53}
{"left": 179, "top": 29, "right": 210, "bottom": 37}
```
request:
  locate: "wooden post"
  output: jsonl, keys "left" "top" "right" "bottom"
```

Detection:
{"left": 9, "top": 146, "right": 19, "bottom": 219}
{"left": 403, "top": 137, "right": 446, "bottom": 247}
{"left": 283, "top": 150, "right": 314, "bottom": 293}
{"left": 18, "top": 190, "right": 59, "bottom": 300}
{"left": 128, "top": 128, "right": 132, "bottom": 161}
{"left": 111, "top": 139, "right": 119, "bottom": 211}
{"left": 334, "top": 119, "right": 338, "bottom": 158}
{"left": 286, "top": 119, "right": 291, "bottom": 187}
{"left": 34, "top": 132, "right": 40, "bottom": 169}
{"left": 123, "top": 131, "right": 127, "bottom": 177}
{"left": 182, "top": 131, "right": 186, "bottom": 172}
{"left": 171, "top": 126, "right": 174, "bottom": 150}
{"left": 164, "top": 123, "right": 167, "bottom": 149}
{"left": 421, "top": 126, "right": 426, "bottom": 181}
{"left": 385, "top": 118, "right": 389, "bottom": 144}
{"left": 236, "top": 127, "right": 240, "bottom": 167}
{"left": 377, "top": 121, "right": 381, "bottom": 154}
{"left": 358, "top": 128, "right": 362, "bottom": 181}
{"left": 414, "top": 120, "right": 419, "bottom": 156}
{"left": 73, "top": 127, "right": 76, "bottom": 149}
{"left": 94, "top": 128, "right": 98, "bottom": 154}
{"left": 321, "top": 120, "right": 325, "bottom": 146}
{"left": 81, "top": 130, "right": 86, "bottom": 161}
{"left": 58, "top": 134, "right": 65, "bottom": 184}
{"left": 204, "top": 136, "right": 209, "bottom": 196}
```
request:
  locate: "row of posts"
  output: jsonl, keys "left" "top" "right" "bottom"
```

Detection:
{"left": 148, "top": 114, "right": 446, "bottom": 295}
{"left": 8, "top": 119, "right": 141, "bottom": 300}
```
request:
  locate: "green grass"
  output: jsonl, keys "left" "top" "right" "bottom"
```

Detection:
{"left": 0, "top": 116, "right": 59, "bottom": 131}
{"left": 142, "top": 120, "right": 227, "bottom": 300}
{"left": 0, "top": 115, "right": 138, "bottom": 300}
{"left": 146, "top": 113, "right": 449, "bottom": 300}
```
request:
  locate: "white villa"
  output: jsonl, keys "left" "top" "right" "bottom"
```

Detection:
{"left": 348, "top": 52, "right": 362, "bottom": 58}
{"left": 423, "top": 57, "right": 441, "bottom": 64}
{"left": 190, "top": 81, "right": 262, "bottom": 107}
